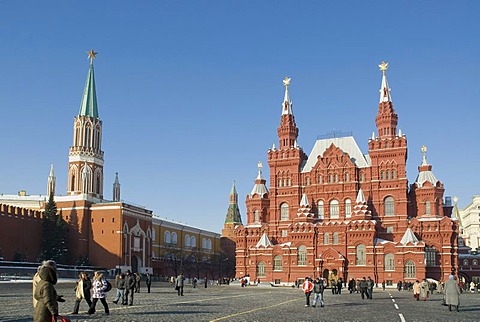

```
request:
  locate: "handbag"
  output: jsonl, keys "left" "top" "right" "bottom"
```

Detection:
{"left": 52, "top": 316, "right": 71, "bottom": 322}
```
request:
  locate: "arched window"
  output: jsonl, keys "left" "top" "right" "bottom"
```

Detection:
{"left": 274, "top": 255, "right": 283, "bottom": 271}
{"left": 323, "top": 233, "right": 329, "bottom": 245}
{"left": 463, "top": 259, "right": 469, "bottom": 266}
{"left": 257, "top": 262, "right": 266, "bottom": 277}
{"left": 392, "top": 170, "right": 397, "bottom": 179}
{"left": 425, "top": 201, "right": 431, "bottom": 215}
{"left": 207, "top": 239, "right": 212, "bottom": 250}
{"left": 385, "top": 253, "right": 395, "bottom": 271}
{"left": 317, "top": 200, "right": 324, "bottom": 219}
{"left": 185, "top": 234, "right": 191, "bottom": 247}
{"left": 280, "top": 203, "right": 289, "bottom": 221}
{"left": 254, "top": 210, "right": 259, "bottom": 222}
{"left": 384, "top": 196, "right": 395, "bottom": 216}
{"left": 332, "top": 232, "right": 339, "bottom": 245}
{"left": 345, "top": 199, "right": 352, "bottom": 218}
{"left": 318, "top": 175, "right": 322, "bottom": 184}
{"left": 345, "top": 172, "right": 349, "bottom": 182}
{"left": 191, "top": 236, "right": 196, "bottom": 247}
{"left": 306, "top": 177, "right": 310, "bottom": 186}
{"left": 404, "top": 260, "right": 416, "bottom": 278}
{"left": 381, "top": 171, "right": 385, "bottom": 180}
{"left": 152, "top": 229, "right": 156, "bottom": 241}
{"left": 356, "top": 244, "right": 366, "bottom": 265}
{"left": 473, "top": 259, "right": 478, "bottom": 266}
{"left": 164, "top": 231, "right": 171, "bottom": 244}
{"left": 171, "top": 232, "right": 178, "bottom": 244}
{"left": 330, "top": 200, "right": 339, "bottom": 219}
{"left": 298, "top": 246, "right": 307, "bottom": 266}
{"left": 202, "top": 238, "right": 207, "bottom": 249}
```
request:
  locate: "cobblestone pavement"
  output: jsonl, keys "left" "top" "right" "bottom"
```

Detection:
{"left": 2, "top": 280, "right": 480, "bottom": 322}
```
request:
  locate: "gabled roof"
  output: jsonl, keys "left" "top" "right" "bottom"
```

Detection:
{"left": 400, "top": 227, "right": 420, "bottom": 245}
{"left": 301, "top": 136, "right": 370, "bottom": 173}
{"left": 255, "top": 232, "right": 273, "bottom": 248}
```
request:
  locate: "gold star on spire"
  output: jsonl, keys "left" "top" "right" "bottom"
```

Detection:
{"left": 379, "top": 61, "right": 388, "bottom": 75}
{"left": 283, "top": 77, "right": 291, "bottom": 89}
{"left": 87, "top": 49, "right": 98, "bottom": 64}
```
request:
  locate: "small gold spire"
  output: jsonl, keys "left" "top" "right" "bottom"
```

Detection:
{"left": 87, "top": 49, "right": 98, "bottom": 64}
{"left": 421, "top": 145, "right": 427, "bottom": 154}
{"left": 258, "top": 161, "right": 263, "bottom": 170}
{"left": 283, "top": 77, "right": 291, "bottom": 89}
{"left": 379, "top": 61, "right": 388, "bottom": 75}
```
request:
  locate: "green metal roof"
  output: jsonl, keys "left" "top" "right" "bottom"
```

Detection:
{"left": 79, "top": 63, "right": 99, "bottom": 118}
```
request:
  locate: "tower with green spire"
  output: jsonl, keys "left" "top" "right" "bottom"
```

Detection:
{"left": 224, "top": 181, "right": 243, "bottom": 225}
{"left": 67, "top": 50, "right": 105, "bottom": 199}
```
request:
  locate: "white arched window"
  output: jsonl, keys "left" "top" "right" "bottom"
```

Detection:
{"left": 274, "top": 255, "right": 283, "bottom": 271}
{"left": 257, "top": 262, "right": 266, "bottom": 277}
{"left": 317, "top": 200, "right": 324, "bottom": 219}
{"left": 298, "top": 245, "right": 307, "bottom": 266}
{"left": 345, "top": 199, "right": 352, "bottom": 218}
{"left": 202, "top": 238, "right": 207, "bottom": 249}
{"left": 332, "top": 232, "right": 339, "bottom": 245}
{"left": 164, "top": 231, "right": 171, "bottom": 244}
{"left": 323, "top": 233, "right": 329, "bottom": 245}
{"left": 280, "top": 203, "right": 289, "bottom": 221}
{"left": 207, "top": 239, "right": 212, "bottom": 250}
{"left": 254, "top": 210, "right": 259, "bottom": 222}
{"left": 171, "top": 232, "right": 177, "bottom": 244}
{"left": 385, "top": 253, "right": 395, "bottom": 271}
{"left": 384, "top": 196, "right": 395, "bottom": 216}
{"left": 152, "top": 229, "right": 156, "bottom": 241}
{"left": 191, "top": 236, "right": 196, "bottom": 247}
{"left": 404, "top": 260, "right": 416, "bottom": 278}
{"left": 330, "top": 200, "right": 339, "bottom": 219}
{"left": 356, "top": 244, "right": 366, "bottom": 265}
{"left": 185, "top": 234, "right": 191, "bottom": 247}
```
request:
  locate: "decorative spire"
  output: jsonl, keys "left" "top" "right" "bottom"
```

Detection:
{"left": 250, "top": 161, "right": 269, "bottom": 198}
{"left": 256, "top": 161, "right": 264, "bottom": 180}
{"left": 300, "top": 193, "right": 310, "bottom": 207}
{"left": 379, "top": 61, "right": 392, "bottom": 103}
{"left": 47, "top": 164, "right": 56, "bottom": 197}
{"left": 415, "top": 145, "right": 439, "bottom": 187}
{"left": 225, "top": 180, "right": 242, "bottom": 225}
{"left": 79, "top": 49, "right": 99, "bottom": 118}
{"left": 356, "top": 188, "right": 366, "bottom": 203}
{"left": 113, "top": 172, "right": 121, "bottom": 202}
{"left": 421, "top": 145, "right": 428, "bottom": 166}
{"left": 282, "top": 77, "right": 293, "bottom": 115}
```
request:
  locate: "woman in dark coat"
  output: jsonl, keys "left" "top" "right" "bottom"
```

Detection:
{"left": 33, "top": 264, "right": 59, "bottom": 322}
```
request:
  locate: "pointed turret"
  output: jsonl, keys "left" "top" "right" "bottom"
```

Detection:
{"left": 375, "top": 61, "right": 398, "bottom": 138}
{"left": 47, "top": 164, "right": 56, "bottom": 197}
{"left": 79, "top": 50, "right": 99, "bottom": 118}
{"left": 352, "top": 189, "right": 372, "bottom": 219}
{"left": 225, "top": 181, "right": 242, "bottom": 225}
{"left": 296, "top": 193, "right": 315, "bottom": 221}
{"left": 277, "top": 77, "right": 299, "bottom": 149}
{"left": 415, "top": 146, "right": 439, "bottom": 188}
{"left": 67, "top": 49, "right": 104, "bottom": 199}
{"left": 113, "top": 172, "right": 121, "bottom": 202}
{"left": 249, "top": 162, "right": 269, "bottom": 198}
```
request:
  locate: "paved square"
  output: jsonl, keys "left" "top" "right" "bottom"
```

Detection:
{"left": 2, "top": 280, "right": 480, "bottom": 321}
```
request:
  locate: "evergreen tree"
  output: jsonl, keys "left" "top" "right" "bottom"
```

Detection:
{"left": 40, "top": 194, "right": 68, "bottom": 263}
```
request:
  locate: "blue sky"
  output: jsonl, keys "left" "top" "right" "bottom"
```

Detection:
{"left": 0, "top": 1, "right": 479, "bottom": 233}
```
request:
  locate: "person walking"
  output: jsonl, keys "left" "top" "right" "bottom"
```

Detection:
{"left": 176, "top": 273, "right": 185, "bottom": 296}
{"left": 193, "top": 277, "right": 198, "bottom": 288}
{"left": 146, "top": 273, "right": 152, "bottom": 293}
{"left": 337, "top": 277, "right": 343, "bottom": 295}
{"left": 348, "top": 278, "right": 356, "bottom": 293}
{"left": 444, "top": 275, "right": 461, "bottom": 312}
{"left": 301, "top": 277, "right": 314, "bottom": 307}
{"left": 204, "top": 276, "right": 208, "bottom": 288}
{"left": 88, "top": 271, "right": 109, "bottom": 315}
{"left": 420, "top": 279, "right": 429, "bottom": 301}
{"left": 331, "top": 279, "right": 337, "bottom": 294}
{"left": 359, "top": 277, "right": 368, "bottom": 300}
{"left": 382, "top": 280, "right": 386, "bottom": 291}
{"left": 366, "top": 276, "right": 374, "bottom": 299}
{"left": 112, "top": 273, "right": 126, "bottom": 305}
{"left": 312, "top": 278, "right": 325, "bottom": 308}
{"left": 124, "top": 270, "right": 136, "bottom": 306}
{"left": 72, "top": 272, "right": 92, "bottom": 314}
{"left": 135, "top": 272, "right": 141, "bottom": 293}
{"left": 413, "top": 280, "right": 421, "bottom": 301}
{"left": 33, "top": 262, "right": 59, "bottom": 322}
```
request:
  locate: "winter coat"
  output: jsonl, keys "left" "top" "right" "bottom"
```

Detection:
{"left": 313, "top": 280, "right": 325, "bottom": 294}
{"left": 302, "top": 280, "right": 314, "bottom": 293}
{"left": 126, "top": 274, "right": 136, "bottom": 290}
{"left": 176, "top": 275, "right": 185, "bottom": 288}
{"left": 444, "top": 279, "right": 461, "bottom": 306}
{"left": 413, "top": 282, "right": 421, "bottom": 295}
{"left": 420, "top": 281, "right": 429, "bottom": 299}
{"left": 33, "top": 266, "right": 59, "bottom": 322}
{"left": 116, "top": 278, "right": 126, "bottom": 290}
{"left": 75, "top": 279, "right": 85, "bottom": 300}
{"left": 92, "top": 275, "right": 108, "bottom": 299}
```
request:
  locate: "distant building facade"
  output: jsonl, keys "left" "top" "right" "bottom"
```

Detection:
{"left": 456, "top": 196, "right": 480, "bottom": 283}
{"left": 232, "top": 64, "right": 458, "bottom": 286}
{"left": 0, "top": 52, "right": 221, "bottom": 277}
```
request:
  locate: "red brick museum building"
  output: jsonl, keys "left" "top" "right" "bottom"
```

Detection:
{"left": 231, "top": 63, "right": 458, "bottom": 286}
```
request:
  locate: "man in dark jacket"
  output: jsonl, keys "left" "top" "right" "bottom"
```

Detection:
{"left": 366, "top": 276, "right": 374, "bottom": 299}
{"left": 359, "top": 277, "right": 368, "bottom": 299}
{"left": 312, "top": 278, "right": 325, "bottom": 307}
{"left": 146, "top": 273, "right": 152, "bottom": 293}
{"left": 124, "top": 271, "right": 136, "bottom": 306}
